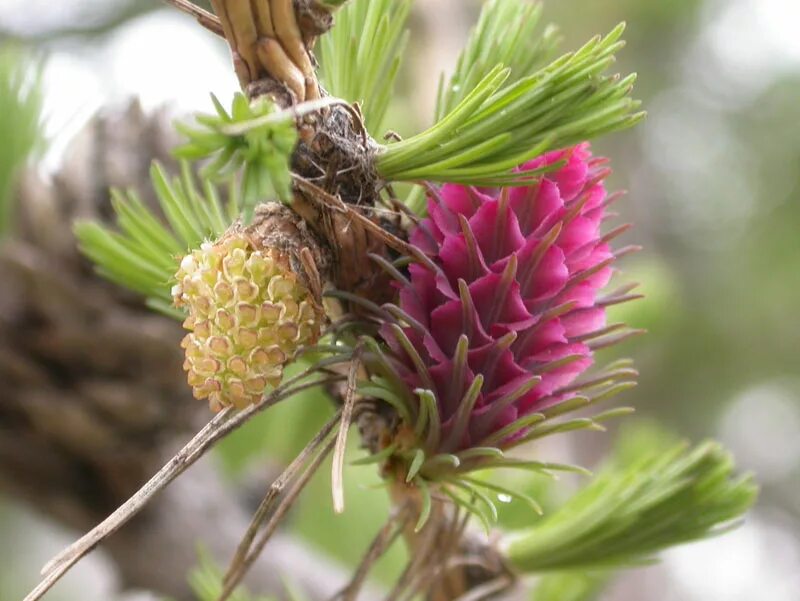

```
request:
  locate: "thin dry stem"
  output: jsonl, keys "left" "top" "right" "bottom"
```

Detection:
{"left": 450, "top": 576, "right": 515, "bottom": 601}
{"left": 26, "top": 409, "right": 235, "bottom": 601}
{"left": 222, "top": 409, "right": 343, "bottom": 592}
{"left": 292, "top": 176, "right": 427, "bottom": 266}
{"left": 398, "top": 506, "right": 468, "bottom": 601}
{"left": 403, "top": 507, "right": 467, "bottom": 601}
{"left": 300, "top": 246, "right": 324, "bottom": 300}
{"left": 220, "top": 96, "right": 348, "bottom": 135}
{"left": 384, "top": 514, "right": 441, "bottom": 601}
{"left": 332, "top": 345, "right": 363, "bottom": 513}
{"left": 162, "top": 0, "right": 224, "bottom": 35}
{"left": 25, "top": 362, "right": 347, "bottom": 601}
{"left": 335, "top": 504, "right": 412, "bottom": 601}
{"left": 217, "top": 434, "right": 338, "bottom": 600}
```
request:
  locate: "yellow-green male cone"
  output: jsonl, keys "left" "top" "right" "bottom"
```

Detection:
{"left": 172, "top": 204, "right": 327, "bottom": 411}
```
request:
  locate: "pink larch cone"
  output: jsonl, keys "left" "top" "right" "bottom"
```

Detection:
{"left": 381, "top": 143, "right": 638, "bottom": 456}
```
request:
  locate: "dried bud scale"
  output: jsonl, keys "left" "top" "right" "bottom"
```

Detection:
{"left": 173, "top": 203, "right": 327, "bottom": 411}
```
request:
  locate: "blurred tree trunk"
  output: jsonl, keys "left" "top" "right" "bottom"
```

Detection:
{"left": 0, "top": 102, "right": 353, "bottom": 600}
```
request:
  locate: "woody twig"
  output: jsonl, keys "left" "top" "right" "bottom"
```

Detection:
{"left": 210, "top": 0, "right": 321, "bottom": 101}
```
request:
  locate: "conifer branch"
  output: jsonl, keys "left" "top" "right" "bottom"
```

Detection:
{"left": 435, "top": 0, "right": 560, "bottom": 120}
{"left": 504, "top": 435, "right": 758, "bottom": 573}
{"left": 318, "top": 0, "right": 411, "bottom": 134}
{"left": 75, "top": 93, "right": 311, "bottom": 314}
{"left": 75, "top": 161, "right": 237, "bottom": 316}
{"left": 377, "top": 24, "right": 643, "bottom": 187}
{"left": 207, "top": 0, "right": 324, "bottom": 99}
{"left": 45, "top": 3, "right": 759, "bottom": 600}
{"left": 176, "top": 93, "right": 298, "bottom": 217}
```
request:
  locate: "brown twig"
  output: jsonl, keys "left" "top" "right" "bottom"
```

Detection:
{"left": 335, "top": 504, "right": 412, "bottom": 601}
{"left": 162, "top": 0, "right": 224, "bottom": 36}
{"left": 217, "top": 433, "right": 339, "bottom": 600}
{"left": 24, "top": 362, "right": 348, "bottom": 601}
{"left": 403, "top": 507, "right": 467, "bottom": 601}
{"left": 207, "top": 0, "right": 323, "bottom": 97}
{"left": 300, "top": 246, "right": 325, "bottom": 300}
{"left": 396, "top": 505, "right": 463, "bottom": 601}
{"left": 450, "top": 576, "right": 516, "bottom": 601}
{"left": 384, "top": 513, "right": 441, "bottom": 601}
{"left": 221, "top": 409, "right": 343, "bottom": 596}
{"left": 292, "top": 176, "right": 435, "bottom": 273}
{"left": 332, "top": 343, "right": 363, "bottom": 513}
{"left": 220, "top": 96, "right": 350, "bottom": 136}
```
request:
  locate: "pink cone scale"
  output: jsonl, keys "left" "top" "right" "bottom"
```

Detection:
{"left": 381, "top": 143, "right": 636, "bottom": 458}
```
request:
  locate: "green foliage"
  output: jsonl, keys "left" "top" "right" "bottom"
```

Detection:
{"left": 505, "top": 424, "right": 758, "bottom": 573}
{"left": 377, "top": 24, "right": 643, "bottom": 187}
{"left": 175, "top": 93, "right": 297, "bottom": 221}
{"left": 436, "top": 0, "right": 560, "bottom": 121}
{"left": 318, "top": 0, "right": 350, "bottom": 8}
{"left": 76, "top": 94, "right": 307, "bottom": 315}
{"left": 318, "top": 0, "right": 411, "bottom": 135}
{"left": 179, "top": 550, "right": 275, "bottom": 601}
{"left": 490, "top": 470, "right": 557, "bottom": 531}
{"left": 531, "top": 572, "right": 609, "bottom": 601}
{"left": 75, "top": 162, "right": 239, "bottom": 317}
{"left": 0, "top": 45, "right": 44, "bottom": 236}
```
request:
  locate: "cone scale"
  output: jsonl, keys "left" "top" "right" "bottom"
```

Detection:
{"left": 173, "top": 207, "right": 326, "bottom": 411}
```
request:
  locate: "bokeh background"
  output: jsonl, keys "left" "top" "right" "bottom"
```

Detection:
{"left": 0, "top": 0, "right": 798, "bottom": 599}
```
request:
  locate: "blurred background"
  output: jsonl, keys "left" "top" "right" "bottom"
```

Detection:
{"left": 0, "top": 0, "right": 798, "bottom": 600}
